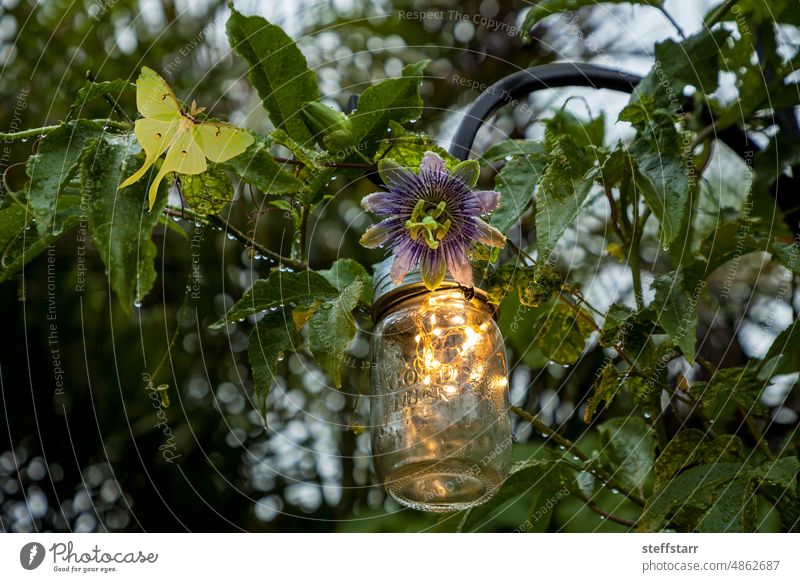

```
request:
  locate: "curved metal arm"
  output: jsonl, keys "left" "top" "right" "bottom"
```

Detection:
{"left": 448, "top": 63, "right": 642, "bottom": 160}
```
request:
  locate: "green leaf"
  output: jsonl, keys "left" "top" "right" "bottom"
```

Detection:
{"left": 521, "top": 0, "right": 659, "bottom": 39}
{"left": 373, "top": 121, "right": 459, "bottom": 170}
{"left": 629, "top": 113, "right": 692, "bottom": 247}
{"left": 638, "top": 462, "right": 747, "bottom": 532}
{"left": 632, "top": 28, "right": 730, "bottom": 107}
{"left": 221, "top": 135, "right": 303, "bottom": 194}
{"left": 584, "top": 362, "right": 622, "bottom": 423}
{"left": 706, "top": 0, "right": 800, "bottom": 26}
{"left": 491, "top": 154, "right": 547, "bottom": 232}
{"left": 770, "top": 242, "right": 800, "bottom": 277}
{"left": 536, "top": 136, "right": 598, "bottom": 258}
{"left": 247, "top": 310, "right": 300, "bottom": 422}
{"left": 210, "top": 270, "right": 338, "bottom": 329}
{"left": 654, "top": 430, "right": 745, "bottom": 493}
{"left": 533, "top": 300, "right": 594, "bottom": 365}
{"left": 597, "top": 417, "right": 655, "bottom": 491}
{"left": 458, "top": 459, "right": 574, "bottom": 532}
{"left": 544, "top": 109, "right": 604, "bottom": 148}
{"left": 751, "top": 457, "right": 800, "bottom": 489}
{"left": 300, "top": 101, "right": 354, "bottom": 151}
{"left": 349, "top": 60, "right": 428, "bottom": 157}
{"left": 496, "top": 293, "right": 552, "bottom": 369}
{"left": 650, "top": 271, "right": 699, "bottom": 362}
{"left": 599, "top": 303, "right": 634, "bottom": 347}
{"left": 0, "top": 196, "right": 83, "bottom": 282}
{"left": 70, "top": 78, "right": 134, "bottom": 112}
{"left": 481, "top": 139, "right": 546, "bottom": 164}
{"left": 694, "top": 367, "right": 766, "bottom": 424}
{"left": 761, "top": 321, "right": 800, "bottom": 376}
{"left": 318, "top": 258, "right": 373, "bottom": 305}
{"left": 515, "top": 261, "right": 563, "bottom": 308}
{"left": 180, "top": 167, "right": 234, "bottom": 216}
{"left": 269, "top": 128, "right": 336, "bottom": 205}
{"left": 27, "top": 120, "right": 105, "bottom": 234}
{"left": 83, "top": 133, "right": 168, "bottom": 310}
{"left": 226, "top": 9, "right": 320, "bottom": 145}
{"left": 695, "top": 474, "right": 756, "bottom": 533}
{"left": 308, "top": 280, "right": 362, "bottom": 387}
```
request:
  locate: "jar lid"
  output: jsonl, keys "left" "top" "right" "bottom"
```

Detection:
{"left": 371, "top": 257, "right": 494, "bottom": 321}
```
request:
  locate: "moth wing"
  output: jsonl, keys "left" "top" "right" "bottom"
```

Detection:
{"left": 193, "top": 122, "right": 254, "bottom": 164}
{"left": 146, "top": 129, "right": 207, "bottom": 209}
{"left": 118, "top": 118, "right": 180, "bottom": 189}
{"left": 136, "top": 66, "right": 182, "bottom": 121}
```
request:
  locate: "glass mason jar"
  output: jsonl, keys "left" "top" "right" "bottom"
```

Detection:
{"left": 369, "top": 261, "right": 512, "bottom": 512}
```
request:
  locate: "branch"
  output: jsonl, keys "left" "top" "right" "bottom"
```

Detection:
{"left": 579, "top": 493, "right": 638, "bottom": 527}
{"left": 162, "top": 206, "right": 306, "bottom": 270}
{"left": 510, "top": 406, "right": 646, "bottom": 507}
{"left": 603, "top": 184, "right": 628, "bottom": 243}
{"left": 85, "top": 70, "right": 133, "bottom": 123}
{"left": 657, "top": 5, "right": 686, "bottom": 39}
{"left": 272, "top": 156, "right": 375, "bottom": 170}
{"left": 705, "top": 0, "right": 739, "bottom": 28}
{"left": 0, "top": 119, "right": 131, "bottom": 142}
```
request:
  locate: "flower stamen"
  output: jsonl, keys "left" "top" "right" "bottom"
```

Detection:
{"left": 405, "top": 200, "right": 451, "bottom": 250}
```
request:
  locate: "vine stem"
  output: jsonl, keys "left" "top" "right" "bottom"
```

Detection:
{"left": 298, "top": 201, "right": 311, "bottom": 262}
{"left": 150, "top": 269, "right": 193, "bottom": 384}
{"left": 579, "top": 493, "right": 638, "bottom": 528}
{"left": 510, "top": 405, "right": 646, "bottom": 507}
{"left": 503, "top": 239, "right": 640, "bottom": 369}
{"left": 697, "top": 357, "right": 773, "bottom": 457}
{"left": 0, "top": 119, "right": 131, "bottom": 141}
{"left": 162, "top": 206, "right": 306, "bottom": 270}
{"left": 705, "top": 0, "right": 739, "bottom": 28}
{"left": 629, "top": 205, "right": 649, "bottom": 311}
{"left": 272, "top": 156, "right": 375, "bottom": 170}
{"left": 656, "top": 5, "right": 686, "bottom": 39}
{"left": 603, "top": 184, "right": 627, "bottom": 243}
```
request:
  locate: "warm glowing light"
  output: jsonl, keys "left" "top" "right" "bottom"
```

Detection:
{"left": 370, "top": 287, "right": 512, "bottom": 512}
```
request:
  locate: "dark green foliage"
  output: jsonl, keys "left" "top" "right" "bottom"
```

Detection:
{"left": 82, "top": 133, "right": 168, "bottom": 310}
{"left": 2, "top": 0, "right": 800, "bottom": 535}
{"left": 226, "top": 9, "right": 320, "bottom": 145}
{"left": 348, "top": 60, "right": 428, "bottom": 157}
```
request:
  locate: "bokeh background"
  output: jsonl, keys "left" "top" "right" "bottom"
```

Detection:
{"left": 1, "top": 0, "right": 798, "bottom": 532}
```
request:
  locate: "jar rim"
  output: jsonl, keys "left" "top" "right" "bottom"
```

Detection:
{"left": 371, "top": 258, "right": 494, "bottom": 321}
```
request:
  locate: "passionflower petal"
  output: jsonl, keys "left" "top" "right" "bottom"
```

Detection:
{"left": 362, "top": 151, "right": 504, "bottom": 291}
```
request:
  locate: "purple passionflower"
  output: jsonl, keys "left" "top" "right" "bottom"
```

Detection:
{"left": 360, "top": 151, "right": 506, "bottom": 290}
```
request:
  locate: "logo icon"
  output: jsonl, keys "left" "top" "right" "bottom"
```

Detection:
{"left": 20, "top": 542, "right": 46, "bottom": 570}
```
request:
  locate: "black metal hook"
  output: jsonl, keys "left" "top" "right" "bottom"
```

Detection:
{"left": 447, "top": 63, "right": 642, "bottom": 160}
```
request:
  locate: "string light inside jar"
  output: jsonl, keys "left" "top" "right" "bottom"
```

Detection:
{"left": 370, "top": 276, "right": 512, "bottom": 512}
